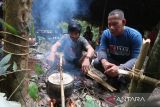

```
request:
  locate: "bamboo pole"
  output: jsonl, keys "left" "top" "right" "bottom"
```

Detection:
{"left": 128, "top": 72, "right": 160, "bottom": 87}
{"left": 126, "top": 39, "right": 150, "bottom": 107}
{"left": 129, "top": 39, "right": 150, "bottom": 93}
{"left": 59, "top": 53, "right": 65, "bottom": 107}
{"left": 118, "top": 69, "right": 160, "bottom": 87}
{"left": 134, "top": 30, "right": 160, "bottom": 107}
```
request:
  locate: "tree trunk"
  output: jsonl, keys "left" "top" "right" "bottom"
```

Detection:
{"left": 2, "top": 0, "right": 32, "bottom": 104}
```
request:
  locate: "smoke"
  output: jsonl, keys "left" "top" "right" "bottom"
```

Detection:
{"left": 32, "top": 0, "right": 94, "bottom": 72}
{"left": 32, "top": 0, "right": 93, "bottom": 31}
{"left": 32, "top": 0, "right": 78, "bottom": 30}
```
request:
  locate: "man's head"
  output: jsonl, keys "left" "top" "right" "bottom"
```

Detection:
{"left": 68, "top": 21, "right": 81, "bottom": 41}
{"left": 108, "top": 9, "right": 126, "bottom": 36}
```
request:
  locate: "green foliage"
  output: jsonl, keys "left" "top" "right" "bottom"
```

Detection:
{"left": 0, "top": 54, "right": 12, "bottom": 75}
{"left": 0, "top": 64, "right": 11, "bottom": 75}
{"left": 76, "top": 20, "right": 88, "bottom": 34}
{"left": 92, "top": 27, "right": 99, "bottom": 41}
{"left": 0, "top": 18, "right": 19, "bottom": 35}
{"left": 58, "top": 21, "right": 68, "bottom": 33}
{"left": 28, "top": 81, "right": 39, "bottom": 101}
{"left": 13, "top": 62, "right": 17, "bottom": 71}
{"left": 84, "top": 95, "right": 100, "bottom": 107}
{"left": 28, "top": 19, "right": 36, "bottom": 38}
{"left": 75, "top": 20, "right": 99, "bottom": 41}
{"left": 0, "top": 48, "right": 3, "bottom": 55}
{"left": 0, "top": 54, "right": 11, "bottom": 67}
{"left": 35, "top": 63, "right": 44, "bottom": 75}
{"left": 31, "top": 22, "right": 36, "bottom": 37}
{"left": 28, "top": 63, "right": 44, "bottom": 101}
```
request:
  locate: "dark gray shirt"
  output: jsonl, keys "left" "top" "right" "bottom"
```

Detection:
{"left": 58, "top": 34, "right": 89, "bottom": 63}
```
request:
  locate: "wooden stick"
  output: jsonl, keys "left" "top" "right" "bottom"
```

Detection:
{"left": 59, "top": 53, "right": 65, "bottom": 107}
{"left": 87, "top": 69, "right": 117, "bottom": 92}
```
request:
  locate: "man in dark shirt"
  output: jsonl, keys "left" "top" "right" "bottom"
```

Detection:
{"left": 47, "top": 21, "right": 94, "bottom": 72}
{"left": 83, "top": 26, "right": 93, "bottom": 42}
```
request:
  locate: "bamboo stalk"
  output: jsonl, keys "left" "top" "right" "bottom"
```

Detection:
{"left": 129, "top": 72, "right": 160, "bottom": 86}
{"left": 118, "top": 69, "right": 160, "bottom": 86}
{"left": 126, "top": 39, "right": 150, "bottom": 107}
{"left": 59, "top": 53, "right": 65, "bottom": 107}
{"left": 87, "top": 69, "right": 117, "bottom": 92}
{"left": 129, "top": 39, "right": 150, "bottom": 93}
{"left": 134, "top": 30, "right": 160, "bottom": 107}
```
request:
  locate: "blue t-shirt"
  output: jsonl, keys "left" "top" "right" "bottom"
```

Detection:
{"left": 98, "top": 26, "right": 142, "bottom": 69}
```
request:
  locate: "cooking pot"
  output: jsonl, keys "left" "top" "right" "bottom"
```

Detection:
{"left": 46, "top": 72, "right": 74, "bottom": 102}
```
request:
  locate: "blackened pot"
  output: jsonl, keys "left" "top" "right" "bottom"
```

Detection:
{"left": 46, "top": 73, "right": 74, "bottom": 103}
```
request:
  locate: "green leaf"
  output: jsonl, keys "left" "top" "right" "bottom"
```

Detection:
{"left": 0, "top": 48, "right": 3, "bottom": 54}
{"left": 84, "top": 95, "right": 100, "bottom": 107}
{"left": 0, "top": 54, "right": 12, "bottom": 67}
{"left": 13, "top": 62, "right": 17, "bottom": 71}
{"left": 31, "top": 22, "right": 36, "bottom": 38}
{"left": 0, "top": 64, "right": 10, "bottom": 74}
{"left": 35, "top": 63, "right": 44, "bottom": 75}
{"left": 28, "top": 81, "right": 39, "bottom": 101}
{"left": 0, "top": 18, "right": 19, "bottom": 35}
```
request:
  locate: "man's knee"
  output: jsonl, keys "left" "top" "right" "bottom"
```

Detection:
{"left": 92, "top": 58, "right": 104, "bottom": 72}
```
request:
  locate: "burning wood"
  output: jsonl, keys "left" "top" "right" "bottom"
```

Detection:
{"left": 67, "top": 99, "right": 76, "bottom": 107}
{"left": 48, "top": 99, "right": 56, "bottom": 107}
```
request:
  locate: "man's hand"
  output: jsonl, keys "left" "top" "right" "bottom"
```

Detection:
{"left": 46, "top": 53, "right": 56, "bottom": 67}
{"left": 101, "top": 59, "right": 113, "bottom": 71}
{"left": 47, "top": 53, "right": 55, "bottom": 62}
{"left": 81, "top": 57, "right": 90, "bottom": 73}
{"left": 101, "top": 59, "right": 119, "bottom": 77}
{"left": 105, "top": 64, "right": 119, "bottom": 77}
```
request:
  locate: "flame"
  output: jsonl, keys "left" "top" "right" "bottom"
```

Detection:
{"left": 68, "top": 99, "right": 76, "bottom": 107}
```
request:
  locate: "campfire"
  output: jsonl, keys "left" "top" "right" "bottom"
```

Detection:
{"left": 27, "top": 50, "right": 119, "bottom": 107}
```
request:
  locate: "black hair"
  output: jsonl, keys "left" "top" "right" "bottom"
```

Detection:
{"left": 108, "top": 9, "right": 125, "bottom": 19}
{"left": 68, "top": 21, "right": 81, "bottom": 34}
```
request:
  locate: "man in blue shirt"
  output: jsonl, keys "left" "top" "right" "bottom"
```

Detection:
{"left": 93, "top": 9, "right": 142, "bottom": 91}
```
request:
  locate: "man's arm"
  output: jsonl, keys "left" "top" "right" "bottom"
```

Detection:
{"left": 85, "top": 44, "right": 94, "bottom": 58}
{"left": 80, "top": 37, "right": 94, "bottom": 72}
{"left": 119, "top": 58, "right": 136, "bottom": 70}
{"left": 47, "top": 41, "right": 61, "bottom": 61}
{"left": 98, "top": 30, "right": 109, "bottom": 64}
{"left": 80, "top": 36, "right": 94, "bottom": 58}
{"left": 119, "top": 34, "right": 142, "bottom": 70}
{"left": 97, "top": 30, "right": 119, "bottom": 75}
